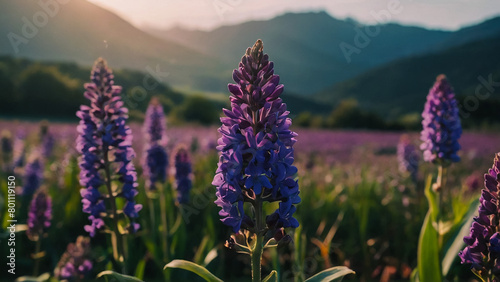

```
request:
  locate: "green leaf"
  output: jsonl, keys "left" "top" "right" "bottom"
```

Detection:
{"left": 15, "top": 273, "right": 50, "bottom": 282}
{"left": 263, "top": 270, "right": 278, "bottom": 282}
{"left": 423, "top": 175, "right": 439, "bottom": 222}
{"left": 304, "top": 266, "right": 355, "bottom": 282}
{"left": 97, "top": 270, "right": 144, "bottom": 282}
{"left": 441, "top": 201, "right": 479, "bottom": 277}
{"left": 417, "top": 211, "right": 442, "bottom": 282}
{"left": 203, "top": 248, "right": 218, "bottom": 266}
{"left": 169, "top": 212, "right": 183, "bottom": 235}
{"left": 134, "top": 258, "right": 147, "bottom": 280}
{"left": 410, "top": 268, "right": 419, "bottom": 282}
{"left": 164, "top": 259, "right": 223, "bottom": 282}
{"left": 194, "top": 235, "right": 210, "bottom": 265}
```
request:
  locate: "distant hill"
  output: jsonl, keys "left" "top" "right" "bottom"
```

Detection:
{"left": 0, "top": 0, "right": 227, "bottom": 91}
{"left": 0, "top": 56, "right": 331, "bottom": 120}
{"left": 147, "top": 11, "right": 453, "bottom": 95}
{"left": 431, "top": 16, "right": 500, "bottom": 51}
{"left": 0, "top": 56, "right": 186, "bottom": 119}
{"left": 2, "top": 1, "right": 500, "bottom": 117}
{"left": 314, "top": 35, "right": 500, "bottom": 119}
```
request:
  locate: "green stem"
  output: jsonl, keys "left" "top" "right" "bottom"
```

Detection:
{"left": 437, "top": 165, "right": 444, "bottom": 217}
{"left": 104, "top": 150, "right": 126, "bottom": 274}
{"left": 159, "top": 183, "right": 169, "bottom": 262}
{"left": 436, "top": 165, "right": 448, "bottom": 248}
{"left": 33, "top": 236, "right": 41, "bottom": 276}
{"left": 252, "top": 235, "right": 264, "bottom": 282}
{"left": 251, "top": 198, "right": 263, "bottom": 282}
{"left": 148, "top": 196, "right": 157, "bottom": 253}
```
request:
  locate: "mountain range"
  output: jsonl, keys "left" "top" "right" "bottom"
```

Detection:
{"left": 2, "top": 0, "right": 500, "bottom": 118}
{"left": 315, "top": 36, "right": 500, "bottom": 119}
{"left": 0, "top": 0, "right": 226, "bottom": 91}
{"left": 148, "top": 12, "right": 452, "bottom": 95}
{"left": 147, "top": 12, "right": 500, "bottom": 97}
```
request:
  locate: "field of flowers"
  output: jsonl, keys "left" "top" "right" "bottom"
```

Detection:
{"left": 1, "top": 40, "right": 500, "bottom": 282}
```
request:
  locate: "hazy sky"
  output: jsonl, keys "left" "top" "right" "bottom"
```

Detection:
{"left": 87, "top": 0, "right": 500, "bottom": 31}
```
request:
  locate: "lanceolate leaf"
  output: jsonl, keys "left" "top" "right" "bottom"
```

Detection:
{"left": 203, "top": 248, "right": 218, "bottom": 266}
{"left": 423, "top": 175, "right": 439, "bottom": 223}
{"left": 304, "top": 266, "right": 355, "bottom": 282}
{"left": 164, "top": 259, "right": 223, "bottom": 282}
{"left": 417, "top": 212, "right": 442, "bottom": 282}
{"left": 134, "top": 258, "right": 147, "bottom": 281}
{"left": 14, "top": 273, "right": 50, "bottom": 282}
{"left": 263, "top": 270, "right": 278, "bottom": 282}
{"left": 97, "top": 270, "right": 144, "bottom": 282}
{"left": 441, "top": 201, "right": 479, "bottom": 277}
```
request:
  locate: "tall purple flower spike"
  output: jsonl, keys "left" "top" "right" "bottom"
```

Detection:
{"left": 420, "top": 74, "right": 462, "bottom": 164}
{"left": 174, "top": 145, "right": 192, "bottom": 204}
{"left": 142, "top": 97, "right": 168, "bottom": 191}
{"left": 213, "top": 40, "right": 300, "bottom": 238}
{"left": 397, "top": 134, "right": 419, "bottom": 180}
{"left": 39, "top": 122, "right": 55, "bottom": 159}
{"left": 459, "top": 153, "right": 500, "bottom": 278}
{"left": 26, "top": 189, "right": 52, "bottom": 240}
{"left": 54, "top": 236, "right": 93, "bottom": 280}
{"left": 76, "top": 58, "right": 142, "bottom": 237}
{"left": 41, "top": 132, "right": 55, "bottom": 159}
{"left": 1, "top": 130, "right": 13, "bottom": 168}
{"left": 13, "top": 131, "right": 26, "bottom": 168}
{"left": 22, "top": 154, "right": 43, "bottom": 196}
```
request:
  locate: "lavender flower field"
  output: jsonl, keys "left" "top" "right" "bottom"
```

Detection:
{"left": 2, "top": 1, "right": 500, "bottom": 281}
{"left": 1, "top": 112, "right": 500, "bottom": 280}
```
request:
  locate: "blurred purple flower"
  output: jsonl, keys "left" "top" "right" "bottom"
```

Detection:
{"left": 1, "top": 130, "right": 13, "bottom": 169}
{"left": 465, "top": 173, "right": 483, "bottom": 193}
{"left": 420, "top": 75, "right": 462, "bottom": 164}
{"left": 142, "top": 97, "right": 168, "bottom": 191}
{"left": 13, "top": 131, "right": 26, "bottom": 168}
{"left": 1, "top": 130, "right": 13, "bottom": 155}
{"left": 397, "top": 134, "right": 419, "bottom": 180}
{"left": 38, "top": 121, "right": 55, "bottom": 158}
{"left": 144, "top": 97, "right": 167, "bottom": 144}
{"left": 206, "top": 138, "right": 217, "bottom": 152}
{"left": 173, "top": 145, "right": 192, "bottom": 204}
{"left": 54, "top": 236, "right": 93, "bottom": 281}
{"left": 76, "top": 58, "right": 141, "bottom": 236}
{"left": 190, "top": 137, "right": 199, "bottom": 153}
{"left": 41, "top": 132, "right": 55, "bottom": 159}
{"left": 22, "top": 154, "right": 43, "bottom": 196}
{"left": 26, "top": 189, "right": 52, "bottom": 240}
{"left": 459, "top": 153, "right": 500, "bottom": 277}
{"left": 213, "top": 40, "right": 300, "bottom": 240}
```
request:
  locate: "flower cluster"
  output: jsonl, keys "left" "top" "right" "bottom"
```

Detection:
{"left": 459, "top": 153, "right": 500, "bottom": 277}
{"left": 142, "top": 98, "right": 168, "bottom": 191}
{"left": 212, "top": 40, "right": 300, "bottom": 239}
{"left": 173, "top": 145, "right": 192, "bottom": 204}
{"left": 22, "top": 154, "right": 43, "bottom": 196}
{"left": 397, "top": 135, "right": 419, "bottom": 180}
{"left": 39, "top": 122, "right": 55, "bottom": 158}
{"left": 465, "top": 173, "right": 483, "bottom": 193}
{"left": 26, "top": 190, "right": 52, "bottom": 240}
{"left": 76, "top": 58, "right": 142, "bottom": 237}
{"left": 13, "top": 131, "right": 26, "bottom": 169}
{"left": 420, "top": 74, "right": 462, "bottom": 164}
{"left": 1, "top": 130, "right": 13, "bottom": 169}
{"left": 41, "top": 132, "right": 55, "bottom": 159}
{"left": 54, "top": 236, "right": 93, "bottom": 281}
